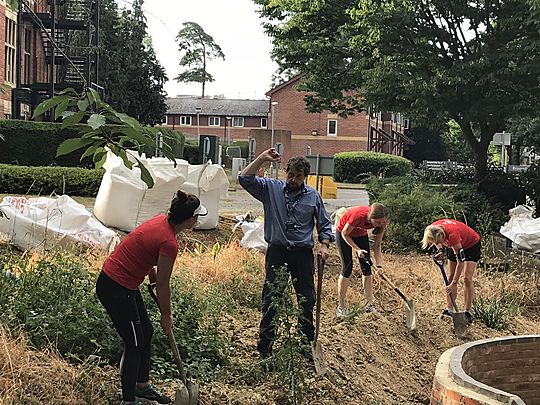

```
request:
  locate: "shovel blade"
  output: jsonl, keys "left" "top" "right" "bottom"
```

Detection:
{"left": 405, "top": 301, "right": 416, "bottom": 331}
{"left": 173, "top": 386, "right": 190, "bottom": 405}
{"left": 311, "top": 341, "right": 327, "bottom": 376}
{"left": 452, "top": 312, "right": 468, "bottom": 338}
{"left": 187, "top": 380, "right": 199, "bottom": 405}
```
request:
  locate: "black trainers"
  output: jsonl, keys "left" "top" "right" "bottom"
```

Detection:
{"left": 465, "top": 311, "right": 474, "bottom": 325}
{"left": 135, "top": 383, "right": 171, "bottom": 404}
{"left": 441, "top": 308, "right": 454, "bottom": 318}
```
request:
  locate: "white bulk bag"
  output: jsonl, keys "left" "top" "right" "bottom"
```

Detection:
{"left": 181, "top": 163, "right": 229, "bottom": 230}
{"left": 93, "top": 151, "right": 189, "bottom": 232}
{"left": 500, "top": 205, "right": 540, "bottom": 253}
{"left": 0, "top": 195, "right": 119, "bottom": 252}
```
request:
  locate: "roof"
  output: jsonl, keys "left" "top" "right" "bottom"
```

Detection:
{"left": 266, "top": 74, "right": 304, "bottom": 97}
{"left": 165, "top": 97, "right": 269, "bottom": 117}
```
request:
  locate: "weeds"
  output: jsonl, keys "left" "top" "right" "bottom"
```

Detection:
{"left": 473, "top": 294, "right": 522, "bottom": 330}
{"left": 267, "top": 265, "right": 309, "bottom": 405}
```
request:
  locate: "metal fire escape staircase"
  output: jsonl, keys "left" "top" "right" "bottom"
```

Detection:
{"left": 14, "top": 0, "right": 99, "bottom": 117}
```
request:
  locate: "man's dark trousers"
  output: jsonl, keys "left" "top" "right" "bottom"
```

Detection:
{"left": 257, "top": 244, "right": 315, "bottom": 355}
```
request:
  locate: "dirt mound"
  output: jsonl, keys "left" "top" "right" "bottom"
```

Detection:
{"left": 183, "top": 251, "right": 540, "bottom": 405}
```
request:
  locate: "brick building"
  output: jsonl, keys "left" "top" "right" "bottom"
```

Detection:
{"left": 255, "top": 75, "right": 414, "bottom": 163}
{"left": 163, "top": 96, "right": 269, "bottom": 143}
{"left": 1, "top": 0, "right": 98, "bottom": 120}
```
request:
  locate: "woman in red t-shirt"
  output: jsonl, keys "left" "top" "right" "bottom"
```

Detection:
{"left": 422, "top": 219, "right": 481, "bottom": 324}
{"left": 96, "top": 190, "right": 207, "bottom": 405}
{"left": 335, "top": 203, "right": 388, "bottom": 317}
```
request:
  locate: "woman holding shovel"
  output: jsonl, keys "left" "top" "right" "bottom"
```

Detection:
{"left": 96, "top": 190, "right": 207, "bottom": 405}
{"left": 422, "top": 219, "right": 481, "bottom": 325}
{"left": 335, "top": 203, "right": 388, "bottom": 317}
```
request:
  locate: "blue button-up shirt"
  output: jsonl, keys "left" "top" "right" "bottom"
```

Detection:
{"left": 239, "top": 175, "right": 334, "bottom": 249}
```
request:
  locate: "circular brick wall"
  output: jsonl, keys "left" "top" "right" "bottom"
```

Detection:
{"left": 432, "top": 335, "right": 540, "bottom": 405}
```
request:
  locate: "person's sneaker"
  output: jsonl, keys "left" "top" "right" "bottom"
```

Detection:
{"left": 364, "top": 304, "right": 377, "bottom": 314}
{"left": 135, "top": 383, "right": 171, "bottom": 404}
{"left": 464, "top": 311, "right": 475, "bottom": 325}
{"left": 335, "top": 306, "right": 348, "bottom": 317}
{"left": 120, "top": 401, "right": 143, "bottom": 405}
{"left": 441, "top": 308, "right": 454, "bottom": 318}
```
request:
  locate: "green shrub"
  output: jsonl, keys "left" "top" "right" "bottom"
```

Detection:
{"left": 0, "top": 251, "right": 229, "bottom": 381}
{"left": 334, "top": 152, "right": 413, "bottom": 183}
{"left": 183, "top": 142, "right": 200, "bottom": 164}
{"left": 0, "top": 120, "right": 185, "bottom": 167}
{"left": 367, "top": 177, "right": 465, "bottom": 250}
{"left": 0, "top": 164, "right": 103, "bottom": 196}
{"left": 473, "top": 295, "right": 522, "bottom": 330}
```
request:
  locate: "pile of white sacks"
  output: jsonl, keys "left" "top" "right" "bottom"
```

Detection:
{"left": 0, "top": 151, "right": 229, "bottom": 252}
{"left": 500, "top": 205, "right": 540, "bottom": 254}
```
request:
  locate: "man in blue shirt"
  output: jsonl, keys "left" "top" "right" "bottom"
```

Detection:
{"left": 239, "top": 148, "right": 333, "bottom": 360}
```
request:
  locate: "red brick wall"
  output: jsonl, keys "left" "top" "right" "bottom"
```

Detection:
{"left": 0, "top": 4, "right": 12, "bottom": 117}
{"left": 461, "top": 341, "right": 539, "bottom": 405}
{"left": 268, "top": 79, "right": 369, "bottom": 158}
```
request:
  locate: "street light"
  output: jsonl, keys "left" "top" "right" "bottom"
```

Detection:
{"left": 226, "top": 116, "right": 232, "bottom": 144}
{"left": 270, "top": 101, "right": 278, "bottom": 178}
{"left": 195, "top": 106, "right": 202, "bottom": 140}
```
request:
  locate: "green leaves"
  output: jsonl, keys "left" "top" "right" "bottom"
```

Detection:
{"left": 32, "top": 87, "right": 170, "bottom": 188}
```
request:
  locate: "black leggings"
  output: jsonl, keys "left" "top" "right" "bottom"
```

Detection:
{"left": 96, "top": 271, "right": 154, "bottom": 402}
{"left": 336, "top": 232, "right": 371, "bottom": 277}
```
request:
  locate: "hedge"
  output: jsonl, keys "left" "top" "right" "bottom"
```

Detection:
{"left": 0, "top": 120, "right": 185, "bottom": 167}
{"left": 0, "top": 164, "right": 103, "bottom": 196}
{"left": 334, "top": 151, "right": 413, "bottom": 183}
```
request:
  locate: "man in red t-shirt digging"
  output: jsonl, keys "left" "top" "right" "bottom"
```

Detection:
{"left": 422, "top": 219, "right": 481, "bottom": 324}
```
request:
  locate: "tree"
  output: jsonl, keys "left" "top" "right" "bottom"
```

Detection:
{"left": 99, "top": 0, "right": 167, "bottom": 125}
{"left": 175, "top": 22, "right": 225, "bottom": 97}
{"left": 255, "top": 0, "right": 540, "bottom": 178}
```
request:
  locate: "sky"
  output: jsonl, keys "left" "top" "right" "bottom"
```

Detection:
{"left": 121, "top": 0, "right": 279, "bottom": 100}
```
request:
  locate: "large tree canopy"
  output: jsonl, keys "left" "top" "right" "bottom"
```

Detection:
{"left": 175, "top": 22, "right": 225, "bottom": 98}
{"left": 255, "top": 0, "right": 540, "bottom": 178}
{"left": 99, "top": 0, "right": 167, "bottom": 125}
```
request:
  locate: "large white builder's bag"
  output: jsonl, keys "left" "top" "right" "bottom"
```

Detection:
{"left": 239, "top": 220, "right": 267, "bottom": 252}
{"left": 500, "top": 205, "right": 540, "bottom": 253}
{"left": 93, "top": 151, "right": 189, "bottom": 232}
{"left": 180, "top": 163, "right": 229, "bottom": 230}
{"left": 0, "top": 195, "right": 119, "bottom": 252}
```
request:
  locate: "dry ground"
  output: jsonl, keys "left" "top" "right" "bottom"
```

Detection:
{"left": 1, "top": 220, "right": 539, "bottom": 405}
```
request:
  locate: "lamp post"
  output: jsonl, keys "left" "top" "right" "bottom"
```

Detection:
{"left": 226, "top": 116, "right": 232, "bottom": 144}
{"left": 195, "top": 106, "right": 201, "bottom": 140}
{"left": 270, "top": 101, "right": 278, "bottom": 178}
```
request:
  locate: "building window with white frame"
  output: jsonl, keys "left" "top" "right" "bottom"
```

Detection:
{"left": 327, "top": 119, "right": 337, "bottom": 136}
{"left": 209, "top": 116, "right": 220, "bottom": 126}
{"left": 4, "top": 17, "right": 16, "bottom": 84}
{"left": 180, "top": 116, "right": 192, "bottom": 125}
{"left": 260, "top": 117, "right": 267, "bottom": 128}
{"left": 233, "top": 117, "right": 244, "bottom": 127}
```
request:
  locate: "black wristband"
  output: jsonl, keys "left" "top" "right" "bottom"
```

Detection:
{"left": 376, "top": 265, "right": 383, "bottom": 268}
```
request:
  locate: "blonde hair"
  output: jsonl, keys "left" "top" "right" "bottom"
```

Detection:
{"left": 421, "top": 225, "right": 445, "bottom": 249}
{"left": 368, "top": 202, "right": 388, "bottom": 220}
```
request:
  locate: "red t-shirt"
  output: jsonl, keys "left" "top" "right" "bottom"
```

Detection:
{"left": 103, "top": 214, "right": 178, "bottom": 290}
{"left": 432, "top": 219, "right": 480, "bottom": 250}
{"left": 336, "top": 206, "right": 373, "bottom": 237}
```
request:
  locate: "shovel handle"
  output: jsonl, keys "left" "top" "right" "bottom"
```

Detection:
{"left": 432, "top": 258, "right": 460, "bottom": 312}
{"left": 147, "top": 284, "right": 188, "bottom": 385}
{"left": 377, "top": 270, "right": 412, "bottom": 306}
{"left": 314, "top": 254, "right": 324, "bottom": 344}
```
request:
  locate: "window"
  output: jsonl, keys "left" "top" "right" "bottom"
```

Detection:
{"left": 4, "top": 17, "right": 16, "bottom": 84}
{"left": 233, "top": 117, "right": 244, "bottom": 127}
{"left": 260, "top": 117, "right": 267, "bottom": 128}
{"left": 327, "top": 120, "right": 337, "bottom": 136}
{"left": 209, "top": 116, "right": 220, "bottom": 126}
{"left": 24, "top": 29, "right": 31, "bottom": 84}
{"left": 180, "top": 116, "right": 192, "bottom": 125}
{"left": 403, "top": 118, "right": 410, "bottom": 129}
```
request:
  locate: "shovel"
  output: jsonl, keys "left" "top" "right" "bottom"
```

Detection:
{"left": 148, "top": 284, "right": 199, "bottom": 405}
{"left": 377, "top": 270, "right": 416, "bottom": 330}
{"left": 312, "top": 254, "right": 327, "bottom": 376}
{"left": 433, "top": 258, "right": 468, "bottom": 338}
